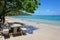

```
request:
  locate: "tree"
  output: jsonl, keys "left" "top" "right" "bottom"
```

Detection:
{"left": 0, "top": 0, "right": 40, "bottom": 24}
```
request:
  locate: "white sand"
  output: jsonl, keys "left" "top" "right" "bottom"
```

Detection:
{"left": 0, "top": 17, "right": 60, "bottom": 40}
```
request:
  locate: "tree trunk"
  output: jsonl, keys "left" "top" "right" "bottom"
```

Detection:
{"left": 0, "top": 1, "right": 6, "bottom": 28}
{"left": 0, "top": 15, "right": 5, "bottom": 28}
{"left": 2, "top": 1, "right": 6, "bottom": 24}
{"left": 2, "top": 15, "right": 5, "bottom": 24}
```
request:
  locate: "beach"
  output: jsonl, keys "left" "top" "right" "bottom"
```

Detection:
{"left": 0, "top": 17, "right": 60, "bottom": 40}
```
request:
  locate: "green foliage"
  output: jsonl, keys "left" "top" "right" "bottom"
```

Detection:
{"left": 0, "top": 0, "right": 40, "bottom": 16}
{"left": 6, "top": 11, "right": 31, "bottom": 16}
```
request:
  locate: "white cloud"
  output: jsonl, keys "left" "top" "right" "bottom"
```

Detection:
{"left": 37, "top": 9, "right": 60, "bottom": 15}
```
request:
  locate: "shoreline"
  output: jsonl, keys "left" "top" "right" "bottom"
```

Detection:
{"left": 0, "top": 17, "right": 60, "bottom": 40}
{"left": 5, "top": 17, "right": 60, "bottom": 27}
{"left": 6, "top": 16, "right": 60, "bottom": 26}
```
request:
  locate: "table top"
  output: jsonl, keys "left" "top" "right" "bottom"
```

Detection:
{"left": 11, "top": 24, "right": 22, "bottom": 28}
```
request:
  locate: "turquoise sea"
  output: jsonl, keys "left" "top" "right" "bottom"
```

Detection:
{"left": 11, "top": 15, "right": 60, "bottom": 26}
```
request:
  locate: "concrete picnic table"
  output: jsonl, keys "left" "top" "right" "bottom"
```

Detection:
{"left": 10, "top": 24, "right": 22, "bottom": 34}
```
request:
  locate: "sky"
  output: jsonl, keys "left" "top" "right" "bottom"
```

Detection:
{"left": 33, "top": 0, "right": 60, "bottom": 15}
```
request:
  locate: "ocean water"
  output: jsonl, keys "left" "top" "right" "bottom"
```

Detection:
{"left": 11, "top": 15, "right": 60, "bottom": 26}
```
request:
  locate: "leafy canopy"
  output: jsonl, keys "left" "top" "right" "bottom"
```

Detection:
{"left": 0, "top": 0, "right": 40, "bottom": 16}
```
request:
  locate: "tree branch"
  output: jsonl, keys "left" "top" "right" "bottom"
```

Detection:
{"left": 6, "top": 9, "right": 12, "bottom": 13}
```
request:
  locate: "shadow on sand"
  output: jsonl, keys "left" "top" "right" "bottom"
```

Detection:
{"left": 24, "top": 25, "right": 38, "bottom": 34}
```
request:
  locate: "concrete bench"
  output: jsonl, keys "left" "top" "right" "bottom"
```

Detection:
{"left": 2, "top": 29, "right": 9, "bottom": 34}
